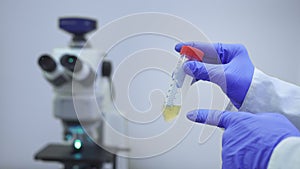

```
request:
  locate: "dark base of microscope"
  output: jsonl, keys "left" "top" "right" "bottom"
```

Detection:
{"left": 35, "top": 143, "right": 116, "bottom": 169}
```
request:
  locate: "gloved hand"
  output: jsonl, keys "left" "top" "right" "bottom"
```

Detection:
{"left": 186, "top": 109, "right": 300, "bottom": 169}
{"left": 175, "top": 42, "right": 254, "bottom": 109}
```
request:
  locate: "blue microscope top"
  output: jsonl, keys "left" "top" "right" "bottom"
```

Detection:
{"left": 59, "top": 17, "right": 97, "bottom": 36}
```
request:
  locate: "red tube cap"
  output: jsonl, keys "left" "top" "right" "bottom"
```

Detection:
{"left": 180, "top": 46, "right": 204, "bottom": 61}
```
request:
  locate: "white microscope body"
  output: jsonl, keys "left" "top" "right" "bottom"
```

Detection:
{"left": 35, "top": 17, "right": 128, "bottom": 169}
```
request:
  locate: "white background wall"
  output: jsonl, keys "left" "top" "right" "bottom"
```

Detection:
{"left": 1, "top": 0, "right": 300, "bottom": 169}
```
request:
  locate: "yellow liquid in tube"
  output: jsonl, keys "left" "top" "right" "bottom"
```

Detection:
{"left": 163, "top": 105, "right": 181, "bottom": 122}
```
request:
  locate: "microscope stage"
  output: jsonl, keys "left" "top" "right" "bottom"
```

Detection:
{"left": 35, "top": 144, "right": 115, "bottom": 165}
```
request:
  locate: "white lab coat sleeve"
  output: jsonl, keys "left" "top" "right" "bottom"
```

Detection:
{"left": 267, "top": 137, "right": 300, "bottom": 169}
{"left": 237, "top": 68, "right": 300, "bottom": 130}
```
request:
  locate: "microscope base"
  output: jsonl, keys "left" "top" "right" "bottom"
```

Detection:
{"left": 35, "top": 144, "right": 116, "bottom": 169}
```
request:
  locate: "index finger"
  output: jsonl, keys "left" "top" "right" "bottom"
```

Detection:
{"left": 186, "top": 109, "right": 241, "bottom": 129}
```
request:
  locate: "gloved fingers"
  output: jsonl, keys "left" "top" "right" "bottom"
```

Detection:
{"left": 175, "top": 42, "right": 221, "bottom": 64}
{"left": 214, "top": 43, "right": 249, "bottom": 64}
{"left": 183, "top": 61, "right": 209, "bottom": 81}
{"left": 175, "top": 42, "right": 248, "bottom": 64}
{"left": 175, "top": 42, "right": 216, "bottom": 55}
{"left": 186, "top": 109, "right": 243, "bottom": 129}
{"left": 183, "top": 61, "right": 227, "bottom": 91}
{"left": 186, "top": 109, "right": 227, "bottom": 128}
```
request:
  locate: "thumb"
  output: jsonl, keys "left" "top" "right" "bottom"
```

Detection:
{"left": 186, "top": 109, "right": 236, "bottom": 129}
{"left": 175, "top": 42, "right": 197, "bottom": 52}
{"left": 175, "top": 42, "right": 217, "bottom": 57}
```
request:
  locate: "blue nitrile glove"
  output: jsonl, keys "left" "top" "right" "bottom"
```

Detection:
{"left": 186, "top": 109, "right": 300, "bottom": 169}
{"left": 175, "top": 42, "right": 254, "bottom": 109}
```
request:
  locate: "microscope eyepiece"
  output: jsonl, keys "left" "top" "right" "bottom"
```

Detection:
{"left": 60, "top": 54, "right": 83, "bottom": 72}
{"left": 38, "top": 54, "right": 57, "bottom": 72}
{"left": 60, "top": 54, "right": 95, "bottom": 86}
{"left": 38, "top": 54, "right": 70, "bottom": 87}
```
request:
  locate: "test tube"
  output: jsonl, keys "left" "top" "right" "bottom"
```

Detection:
{"left": 163, "top": 46, "right": 204, "bottom": 122}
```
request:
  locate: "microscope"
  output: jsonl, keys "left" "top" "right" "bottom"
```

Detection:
{"left": 35, "top": 17, "right": 118, "bottom": 169}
